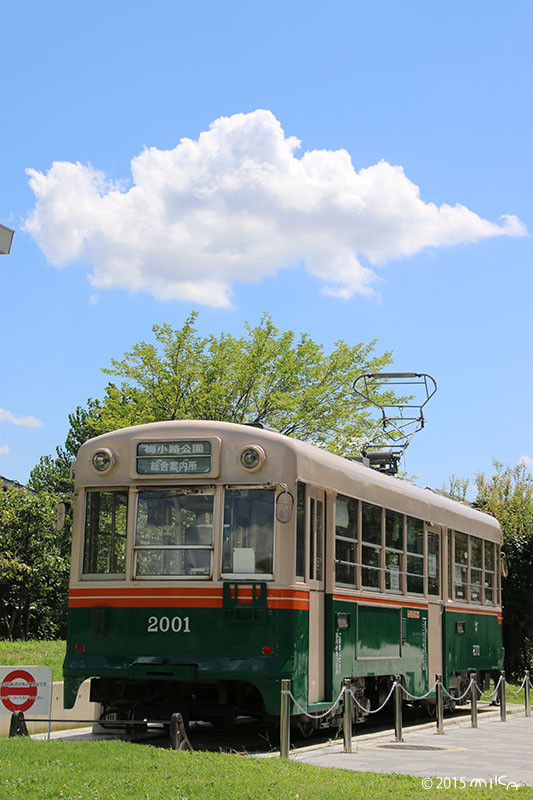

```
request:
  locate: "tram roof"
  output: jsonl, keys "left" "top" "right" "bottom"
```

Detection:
{"left": 79, "top": 420, "right": 502, "bottom": 542}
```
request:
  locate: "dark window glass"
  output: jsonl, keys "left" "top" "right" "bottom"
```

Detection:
{"left": 362, "top": 502, "right": 382, "bottom": 545}
{"left": 428, "top": 532, "right": 440, "bottom": 596}
{"left": 135, "top": 489, "right": 214, "bottom": 577}
{"left": 335, "top": 495, "right": 358, "bottom": 587}
{"left": 406, "top": 517, "right": 424, "bottom": 594}
{"left": 484, "top": 541, "right": 495, "bottom": 605}
{"left": 336, "top": 495, "right": 358, "bottom": 540}
{"left": 309, "top": 498, "right": 316, "bottom": 580}
{"left": 222, "top": 488, "right": 275, "bottom": 576}
{"left": 385, "top": 510, "right": 403, "bottom": 593}
{"left": 83, "top": 491, "right": 128, "bottom": 579}
{"left": 470, "top": 536, "right": 482, "bottom": 603}
{"left": 386, "top": 510, "right": 403, "bottom": 549}
{"left": 454, "top": 532, "right": 468, "bottom": 600}
{"left": 296, "top": 482, "right": 306, "bottom": 580}
{"left": 362, "top": 503, "right": 382, "bottom": 588}
{"left": 335, "top": 494, "right": 359, "bottom": 586}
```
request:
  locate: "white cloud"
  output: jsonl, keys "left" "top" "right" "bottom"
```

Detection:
{"left": 24, "top": 110, "right": 527, "bottom": 307}
{"left": 519, "top": 455, "right": 533, "bottom": 469}
{"left": 0, "top": 444, "right": 9, "bottom": 455}
{"left": 0, "top": 407, "right": 44, "bottom": 429}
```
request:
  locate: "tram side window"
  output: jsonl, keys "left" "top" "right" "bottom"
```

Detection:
{"left": 484, "top": 541, "right": 495, "bottom": 605}
{"left": 222, "top": 488, "right": 275, "bottom": 577}
{"left": 335, "top": 495, "right": 358, "bottom": 587}
{"left": 427, "top": 531, "right": 440, "bottom": 596}
{"left": 82, "top": 491, "right": 128, "bottom": 580}
{"left": 454, "top": 532, "right": 468, "bottom": 601}
{"left": 470, "top": 536, "right": 482, "bottom": 603}
{"left": 135, "top": 489, "right": 214, "bottom": 577}
{"left": 296, "top": 483, "right": 306, "bottom": 581}
{"left": 385, "top": 510, "right": 403, "bottom": 593}
{"left": 406, "top": 517, "right": 424, "bottom": 594}
{"left": 361, "top": 502, "right": 382, "bottom": 589}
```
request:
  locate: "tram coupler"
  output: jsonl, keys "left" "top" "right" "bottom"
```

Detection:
{"left": 9, "top": 711, "right": 29, "bottom": 738}
{"left": 169, "top": 712, "right": 193, "bottom": 751}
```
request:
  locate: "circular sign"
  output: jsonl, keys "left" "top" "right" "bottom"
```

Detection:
{"left": 0, "top": 669, "right": 38, "bottom": 713}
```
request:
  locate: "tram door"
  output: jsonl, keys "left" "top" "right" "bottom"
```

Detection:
{"left": 307, "top": 488, "right": 326, "bottom": 702}
{"left": 427, "top": 527, "right": 443, "bottom": 682}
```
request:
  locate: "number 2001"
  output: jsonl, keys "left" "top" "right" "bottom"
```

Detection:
{"left": 147, "top": 615, "right": 191, "bottom": 633}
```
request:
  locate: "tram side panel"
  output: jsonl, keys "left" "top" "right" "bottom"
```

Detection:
{"left": 442, "top": 609, "right": 503, "bottom": 691}
{"left": 328, "top": 597, "right": 429, "bottom": 701}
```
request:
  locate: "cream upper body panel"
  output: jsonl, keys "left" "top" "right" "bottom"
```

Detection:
{"left": 75, "top": 419, "right": 501, "bottom": 544}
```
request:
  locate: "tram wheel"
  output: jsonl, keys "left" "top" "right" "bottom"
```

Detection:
{"left": 292, "top": 718, "right": 315, "bottom": 739}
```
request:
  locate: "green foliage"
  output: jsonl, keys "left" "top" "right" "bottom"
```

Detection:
{"left": 98, "top": 311, "right": 395, "bottom": 454}
{"left": 28, "top": 404, "right": 102, "bottom": 495}
{"left": 473, "top": 461, "right": 533, "bottom": 678}
{"left": 0, "top": 489, "right": 69, "bottom": 640}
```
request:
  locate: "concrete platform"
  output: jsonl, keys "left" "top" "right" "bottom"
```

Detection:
{"left": 290, "top": 708, "right": 533, "bottom": 788}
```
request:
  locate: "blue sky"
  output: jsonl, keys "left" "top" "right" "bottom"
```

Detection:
{"left": 1, "top": 0, "right": 531, "bottom": 494}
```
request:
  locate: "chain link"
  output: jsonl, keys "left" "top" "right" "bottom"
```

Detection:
{"left": 401, "top": 680, "right": 438, "bottom": 701}
{"left": 349, "top": 680, "right": 397, "bottom": 714}
{"left": 441, "top": 677, "right": 475, "bottom": 702}
{"left": 284, "top": 686, "right": 346, "bottom": 719}
{"left": 507, "top": 675, "right": 527, "bottom": 695}
{"left": 477, "top": 674, "right": 503, "bottom": 701}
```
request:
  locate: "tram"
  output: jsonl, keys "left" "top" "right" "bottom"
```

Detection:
{"left": 63, "top": 420, "right": 503, "bottom": 731}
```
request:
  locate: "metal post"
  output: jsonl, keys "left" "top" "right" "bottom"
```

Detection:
{"left": 343, "top": 679, "right": 353, "bottom": 753}
{"left": 169, "top": 712, "right": 193, "bottom": 751}
{"left": 500, "top": 671, "right": 507, "bottom": 722}
{"left": 280, "top": 679, "right": 291, "bottom": 759}
{"left": 435, "top": 674, "right": 444, "bottom": 735}
{"left": 525, "top": 671, "right": 531, "bottom": 718}
{"left": 394, "top": 676, "right": 403, "bottom": 742}
{"left": 470, "top": 672, "right": 478, "bottom": 729}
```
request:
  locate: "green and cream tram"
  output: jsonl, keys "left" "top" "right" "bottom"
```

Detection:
{"left": 63, "top": 420, "right": 503, "bottom": 730}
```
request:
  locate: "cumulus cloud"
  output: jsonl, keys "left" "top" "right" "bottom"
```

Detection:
{"left": 24, "top": 110, "right": 527, "bottom": 307}
{"left": 519, "top": 455, "right": 533, "bottom": 469}
{"left": 0, "top": 444, "right": 9, "bottom": 455}
{"left": 0, "top": 407, "right": 44, "bottom": 429}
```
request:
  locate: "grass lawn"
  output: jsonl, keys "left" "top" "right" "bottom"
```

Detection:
{"left": 0, "top": 640, "right": 66, "bottom": 681}
{"left": 1, "top": 739, "right": 531, "bottom": 800}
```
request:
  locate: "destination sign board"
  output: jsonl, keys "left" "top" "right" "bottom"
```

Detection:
{"left": 136, "top": 441, "right": 212, "bottom": 475}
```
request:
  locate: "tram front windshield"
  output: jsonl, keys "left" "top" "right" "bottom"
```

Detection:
{"left": 133, "top": 486, "right": 275, "bottom": 579}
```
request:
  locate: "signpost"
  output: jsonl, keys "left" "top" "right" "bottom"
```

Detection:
{"left": 0, "top": 666, "right": 53, "bottom": 737}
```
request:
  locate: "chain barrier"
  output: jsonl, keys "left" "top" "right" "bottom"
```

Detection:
{"left": 478, "top": 674, "right": 503, "bottom": 702}
{"left": 349, "top": 681, "right": 397, "bottom": 714}
{"left": 442, "top": 677, "right": 475, "bottom": 703}
{"left": 401, "top": 680, "right": 438, "bottom": 701}
{"left": 284, "top": 686, "right": 346, "bottom": 720}
{"left": 507, "top": 675, "right": 527, "bottom": 695}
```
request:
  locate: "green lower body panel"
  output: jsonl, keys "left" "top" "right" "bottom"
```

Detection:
{"left": 443, "top": 609, "right": 503, "bottom": 686}
{"left": 64, "top": 603, "right": 308, "bottom": 717}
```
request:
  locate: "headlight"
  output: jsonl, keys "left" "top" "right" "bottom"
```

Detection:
{"left": 91, "top": 448, "right": 116, "bottom": 473}
{"left": 240, "top": 445, "right": 266, "bottom": 471}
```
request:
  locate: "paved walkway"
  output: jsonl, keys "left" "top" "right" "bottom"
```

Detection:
{"left": 290, "top": 708, "right": 533, "bottom": 788}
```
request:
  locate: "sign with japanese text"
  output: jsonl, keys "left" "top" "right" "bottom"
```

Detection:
{"left": 136, "top": 441, "right": 212, "bottom": 475}
{"left": 0, "top": 666, "right": 52, "bottom": 716}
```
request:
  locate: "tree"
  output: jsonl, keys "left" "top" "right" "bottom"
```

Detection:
{"left": 28, "top": 403, "right": 102, "bottom": 495}
{"left": 97, "top": 311, "right": 396, "bottom": 454}
{"left": 0, "top": 487, "right": 70, "bottom": 640}
{"left": 473, "top": 461, "right": 533, "bottom": 678}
